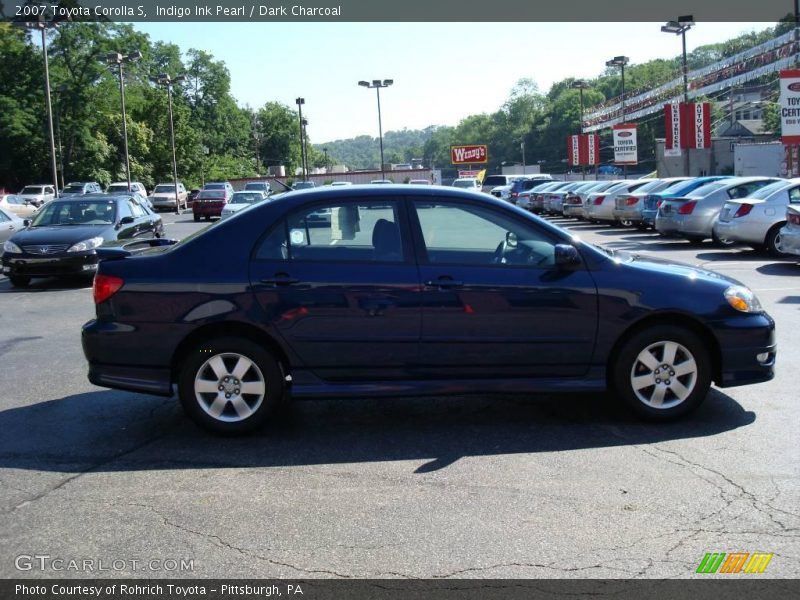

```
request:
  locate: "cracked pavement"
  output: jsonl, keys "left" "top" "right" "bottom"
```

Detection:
{"left": 0, "top": 213, "right": 798, "bottom": 578}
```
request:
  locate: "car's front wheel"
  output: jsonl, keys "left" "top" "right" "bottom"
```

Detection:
{"left": 612, "top": 325, "right": 711, "bottom": 421}
{"left": 8, "top": 275, "right": 31, "bottom": 288}
{"left": 765, "top": 223, "right": 788, "bottom": 257}
{"left": 178, "top": 337, "right": 284, "bottom": 435}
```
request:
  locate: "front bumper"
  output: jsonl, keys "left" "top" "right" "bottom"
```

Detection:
{"left": 780, "top": 225, "right": 800, "bottom": 255}
{"left": 714, "top": 312, "right": 776, "bottom": 388}
{"left": 2, "top": 252, "right": 98, "bottom": 278}
{"left": 152, "top": 197, "right": 179, "bottom": 209}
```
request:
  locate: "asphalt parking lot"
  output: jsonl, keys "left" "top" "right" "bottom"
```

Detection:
{"left": 0, "top": 209, "right": 798, "bottom": 579}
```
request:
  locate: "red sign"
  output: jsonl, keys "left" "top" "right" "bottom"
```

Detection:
{"left": 566, "top": 134, "right": 600, "bottom": 166}
{"left": 664, "top": 103, "right": 711, "bottom": 151}
{"left": 458, "top": 170, "right": 481, "bottom": 177}
{"left": 451, "top": 144, "right": 488, "bottom": 164}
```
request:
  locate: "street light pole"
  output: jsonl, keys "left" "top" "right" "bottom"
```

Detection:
{"left": 358, "top": 79, "right": 394, "bottom": 181}
{"left": 606, "top": 56, "right": 630, "bottom": 177}
{"left": 107, "top": 51, "right": 142, "bottom": 192}
{"left": 301, "top": 117, "right": 309, "bottom": 177}
{"left": 662, "top": 16, "right": 694, "bottom": 176}
{"left": 571, "top": 80, "right": 590, "bottom": 180}
{"left": 295, "top": 98, "right": 306, "bottom": 181}
{"left": 153, "top": 73, "right": 186, "bottom": 214}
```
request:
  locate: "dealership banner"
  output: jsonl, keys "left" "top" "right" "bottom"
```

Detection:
{"left": 689, "top": 102, "right": 711, "bottom": 149}
{"left": 566, "top": 134, "right": 600, "bottom": 166}
{"left": 451, "top": 144, "right": 488, "bottom": 164}
{"left": 612, "top": 124, "right": 638, "bottom": 165}
{"left": 780, "top": 70, "right": 800, "bottom": 144}
{"left": 664, "top": 103, "right": 682, "bottom": 156}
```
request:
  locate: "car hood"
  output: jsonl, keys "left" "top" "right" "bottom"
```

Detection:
{"left": 11, "top": 224, "right": 112, "bottom": 245}
{"left": 151, "top": 192, "right": 179, "bottom": 198}
{"left": 616, "top": 251, "right": 744, "bottom": 288}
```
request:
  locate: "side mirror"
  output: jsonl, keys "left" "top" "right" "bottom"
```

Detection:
{"left": 505, "top": 231, "right": 518, "bottom": 248}
{"left": 554, "top": 244, "right": 581, "bottom": 267}
{"left": 119, "top": 216, "right": 135, "bottom": 225}
{"left": 23, "top": 219, "right": 30, "bottom": 227}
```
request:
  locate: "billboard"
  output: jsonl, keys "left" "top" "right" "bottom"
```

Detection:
{"left": 664, "top": 103, "right": 711, "bottom": 152}
{"left": 779, "top": 70, "right": 800, "bottom": 144}
{"left": 451, "top": 144, "right": 488, "bottom": 164}
{"left": 612, "top": 124, "right": 638, "bottom": 165}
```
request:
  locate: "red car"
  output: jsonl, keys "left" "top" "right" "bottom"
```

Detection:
{"left": 192, "top": 189, "right": 230, "bottom": 221}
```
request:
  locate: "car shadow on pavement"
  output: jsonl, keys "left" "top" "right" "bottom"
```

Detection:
{"left": 0, "top": 275, "right": 92, "bottom": 293}
{"left": 756, "top": 262, "right": 800, "bottom": 275}
{"left": 0, "top": 387, "right": 755, "bottom": 474}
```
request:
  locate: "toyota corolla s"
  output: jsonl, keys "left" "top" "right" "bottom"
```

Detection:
{"left": 82, "top": 185, "right": 776, "bottom": 434}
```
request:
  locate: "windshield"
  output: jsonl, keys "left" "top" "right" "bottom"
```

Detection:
{"left": 20, "top": 186, "right": 44, "bottom": 195}
{"left": 106, "top": 184, "right": 130, "bottom": 193}
{"left": 245, "top": 183, "right": 269, "bottom": 190}
{"left": 62, "top": 184, "right": 86, "bottom": 193}
{"left": 230, "top": 193, "right": 263, "bottom": 205}
{"left": 745, "top": 180, "right": 791, "bottom": 200}
{"left": 293, "top": 182, "right": 316, "bottom": 189}
{"left": 204, "top": 183, "right": 226, "bottom": 190}
{"left": 153, "top": 185, "right": 176, "bottom": 193}
{"left": 31, "top": 200, "right": 116, "bottom": 226}
{"left": 482, "top": 176, "right": 507, "bottom": 186}
{"left": 198, "top": 190, "right": 225, "bottom": 199}
{"left": 452, "top": 180, "right": 477, "bottom": 188}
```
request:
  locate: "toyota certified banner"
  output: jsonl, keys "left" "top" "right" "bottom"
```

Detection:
{"left": 612, "top": 124, "right": 638, "bottom": 165}
{"left": 780, "top": 69, "right": 800, "bottom": 144}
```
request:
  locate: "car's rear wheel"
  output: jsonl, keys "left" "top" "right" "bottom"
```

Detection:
{"left": 193, "top": 213, "right": 200, "bottom": 222}
{"left": 8, "top": 275, "right": 30, "bottom": 288}
{"left": 178, "top": 337, "right": 284, "bottom": 435}
{"left": 612, "top": 325, "right": 711, "bottom": 421}
{"left": 765, "top": 223, "right": 788, "bottom": 257}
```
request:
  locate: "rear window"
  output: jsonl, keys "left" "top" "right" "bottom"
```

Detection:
{"left": 106, "top": 184, "right": 129, "bottom": 193}
{"left": 746, "top": 180, "right": 790, "bottom": 200}
{"left": 204, "top": 183, "right": 226, "bottom": 190}
{"left": 198, "top": 190, "right": 225, "bottom": 199}
{"left": 154, "top": 185, "right": 176, "bottom": 193}
{"left": 63, "top": 184, "right": 86, "bottom": 193}
{"left": 687, "top": 182, "right": 726, "bottom": 198}
{"left": 230, "top": 193, "right": 263, "bottom": 205}
{"left": 482, "top": 176, "right": 507, "bottom": 187}
{"left": 20, "top": 186, "right": 44, "bottom": 194}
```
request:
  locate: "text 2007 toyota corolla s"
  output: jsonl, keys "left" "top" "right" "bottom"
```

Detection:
{"left": 82, "top": 186, "right": 775, "bottom": 434}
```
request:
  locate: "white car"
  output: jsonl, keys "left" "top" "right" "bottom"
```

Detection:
{"left": 18, "top": 184, "right": 56, "bottom": 207}
{"left": 451, "top": 178, "right": 481, "bottom": 192}
{"left": 149, "top": 182, "right": 188, "bottom": 211}
{"left": 220, "top": 191, "right": 268, "bottom": 220}
{"left": 107, "top": 181, "right": 148, "bottom": 196}
{"left": 779, "top": 205, "right": 800, "bottom": 257}
{"left": 713, "top": 178, "right": 800, "bottom": 255}
{"left": 0, "top": 194, "right": 38, "bottom": 218}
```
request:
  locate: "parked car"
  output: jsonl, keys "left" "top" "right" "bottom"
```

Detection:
{"left": 562, "top": 181, "right": 611, "bottom": 218}
{"left": 81, "top": 185, "right": 775, "bottom": 435}
{"left": 293, "top": 181, "right": 317, "bottom": 190}
{"left": 543, "top": 182, "right": 584, "bottom": 215}
{"left": 0, "top": 194, "right": 38, "bottom": 218}
{"left": 530, "top": 182, "right": 572, "bottom": 213}
{"left": 203, "top": 182, "right": 235, "bottom": 197}
{"left": 482, "top": 174, "right": 552, "bottom": 194}
{"left": 244, "top": 181, "right": 272, "bottom": 195}
{"left": 610, "top": 178, "right": 689, "bottom": 228}
{"left": 451, "top": 178, "right": 481, "bottom": 192}
{"left": 0, "top": 206, "right": 26, "bottom": 255}
{"left": 2, "top": 195, "right": 164, "bottom": 287}
{"left": 584, "top": 180, "right": 653, "bottom": 224}
{"left": 642, "top": 176, "right": 731, "bottom": 229}
{"left": 656, "top": 177, "right": 780, "bottom": 244}
{"left": 106, "top": 182, "right": 148, "bottom": 196}
{"left": 187, "top": 189, "right": 201, "bottom": 207}
{"left": 778, "top": 205, "right": 800, "bottom": 257}
{"left": 495, "top": 177, "right": 544, "bottom": 203}
{"left": 220, "top": 191, "right": 269, "bottom": 220}
{"left": 18, "top": 184, "right": 56, "bottom": 207}
{"left": 192, "top": 189, "right": 230, "bottom": 222}
{"left": 712, "top": 178, "right": 800, "bottom": 255}
{"left": 149, "top": 182, "right": 188, "bottom": 211}
{"left": 516, "top": 181, "right": 558, "bottom": 211}
{"left": 61, "top": 181, "right": 103, "bottom": 195}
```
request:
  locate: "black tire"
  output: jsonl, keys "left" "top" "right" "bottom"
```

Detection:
{"left": 684, "top": 235, "right": 705, "bottom": 245}
{"left": 205, "top": 215, "right": 212, "bottom": 221}
{"left": 9, "top": 275, "right": 31, "bottom": 288}
{"left": 619, "top": 219, "right": 634, "bottom": 228}
{"left": 612, "top": 325, "right": 711, "bottom": 421}
{"left": 765, "top": 223, "right": 788, "bottom": 257}
{"left": 178, "top": 337, "right": 284, "bottom": 435}
{"left": 193, "top": 213, "right": 200, "bottom": 222}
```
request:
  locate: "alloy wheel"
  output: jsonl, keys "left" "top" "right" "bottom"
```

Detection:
{"left": 629, "top": 340, "right": 698, "bottom": 409}
{"left": 194, "top": 352, "right": 266, "bottom": 422}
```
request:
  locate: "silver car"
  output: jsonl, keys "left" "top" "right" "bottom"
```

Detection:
{"left": 779, "top": 205, "right": 800, "bottom": 257}
{"left": 18, "top": 184, "right": 56, "bottom": 207}
{"left": 150, "top": 182, "right": 188, "bottom": 211}
{"left": 713, "top": 178, "right": 800, "bottom": 255}
{"left": 656, "top": 177, "right": 780, "bottom": 243}
{"left": 220, "top": 191, "right": 268, "bottom": 220}
{"left": 563, "top": 180, "right": 619, "bottom": 219}
{"left": 0, "top": 206, "right": 26, "bottom": 255}
{"left": 584, "top": 180, "right": 652, "bottom": 224}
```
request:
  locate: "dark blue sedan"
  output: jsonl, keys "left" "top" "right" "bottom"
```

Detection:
{"left": 81, "top": 185, "right": 776, "bottom": 434}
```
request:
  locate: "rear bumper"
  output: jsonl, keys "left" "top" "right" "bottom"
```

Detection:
{"left": 563, "top": 205, "right": 583, "bottom": 216}
{"left": 193, "top": 203, "right": 224, "bottom": 217}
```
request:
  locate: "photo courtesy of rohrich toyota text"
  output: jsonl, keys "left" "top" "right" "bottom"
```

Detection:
{"left": 0, "top": 0, "right": 798, "bottom": 598}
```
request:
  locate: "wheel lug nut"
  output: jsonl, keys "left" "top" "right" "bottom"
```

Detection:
{"left": 234, "top": 389, "right": 240, "bottom": 394}
{"left": 655, "top": 369, "right": 660, "bottom": 374}
{"left": 655, "top": 378, "right": 661, "bottom": 384}
{"left": 670, "top": 371, "right": 675, "bottom": 376}
{"left": 218, "top": 385, "right": 223, "bottom": 391}
{"left": 225, "top": 393, "right": 231, "bottom": 399}
{"left": 666, "top": 380, "right": 671, "bottom": 385}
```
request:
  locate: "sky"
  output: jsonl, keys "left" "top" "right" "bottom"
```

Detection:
{"left": 133, "top": 22, "right": 768, "bottom": 144}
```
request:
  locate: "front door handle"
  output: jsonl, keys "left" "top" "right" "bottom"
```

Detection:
{"left": 425, "top": 278, "right": 463, "bottom": 288}
{"left": 261, "top": 274, "right": 300, "bottom": 286}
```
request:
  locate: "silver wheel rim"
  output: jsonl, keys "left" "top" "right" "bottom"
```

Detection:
{"left": 194, "top": 352, "right": 266, "bottom": 422}
{"left": 630, "top": 340, "right": 698, "bottom": 409}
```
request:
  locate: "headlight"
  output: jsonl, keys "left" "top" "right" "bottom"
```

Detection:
{"left": 3, "top": 240, "right": 22, "bottom": 254}
{"left": 67, "top": 237, "right": 104, "bottom": 253}
{"left": 724, "top": 285, "right": 763, "bottom": 313}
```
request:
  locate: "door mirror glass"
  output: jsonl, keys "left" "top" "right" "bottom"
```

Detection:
{"left": 119, "top": 216, "right": 135, "bottom": 225}
{"left": 554, "top": 244, "right": 581, "bottom": 267}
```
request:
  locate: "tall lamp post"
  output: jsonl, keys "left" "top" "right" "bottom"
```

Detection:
{"left": 301, "top": 117, "right": 309, "bottom": 177}
{"left": 106, "top": 50, "right": 142, "bottom": 192}
{"left": 152, "top": 73, "right": 186, "bottom": 214}
{"left": 358, "top": 79, "right": 393, "bottom": 181}
{"left": 295, "top": 98, "right": 307, "bottom": 181}
{"left": 14, "top": 16, "right": 62, "bottom": 197}
{"left": 662, "top": 16, "right": 694, "bottom": 177}
{"left": 606, "top": 56, "right": 630, "bottom": 178}
{"left": 571, "top": 80, "right": 590, "bottom": 180}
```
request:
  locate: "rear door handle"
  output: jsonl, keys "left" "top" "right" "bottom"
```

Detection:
{"left": 261, "top": 275, "right": 300, "bottom": 286}
{"left": 425, "top": 278, "right": 463, "bottom": 288}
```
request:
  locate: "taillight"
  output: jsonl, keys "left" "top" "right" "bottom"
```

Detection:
{"left": 677, "top": 200, "right": 697, "bottom": 215}
{"left": 511, "top": 192, "right": 518, "bottom": 199}
{"left": 733, "top": 204, "right": 753, "bottom": 218}
{"left": 93, "top": 274, "right": 124, "bottom": 304}
{"left": 656, "top": 200, "right": 663, "bottom": 208}
{"left": 625, "top": 196, "right": 638, "bottom": 206}
{"left": 593, "top": 195, "right": 605, "bottom": 205}
{"left": 788, "top": 212, "right": 800, "bottom": 225}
